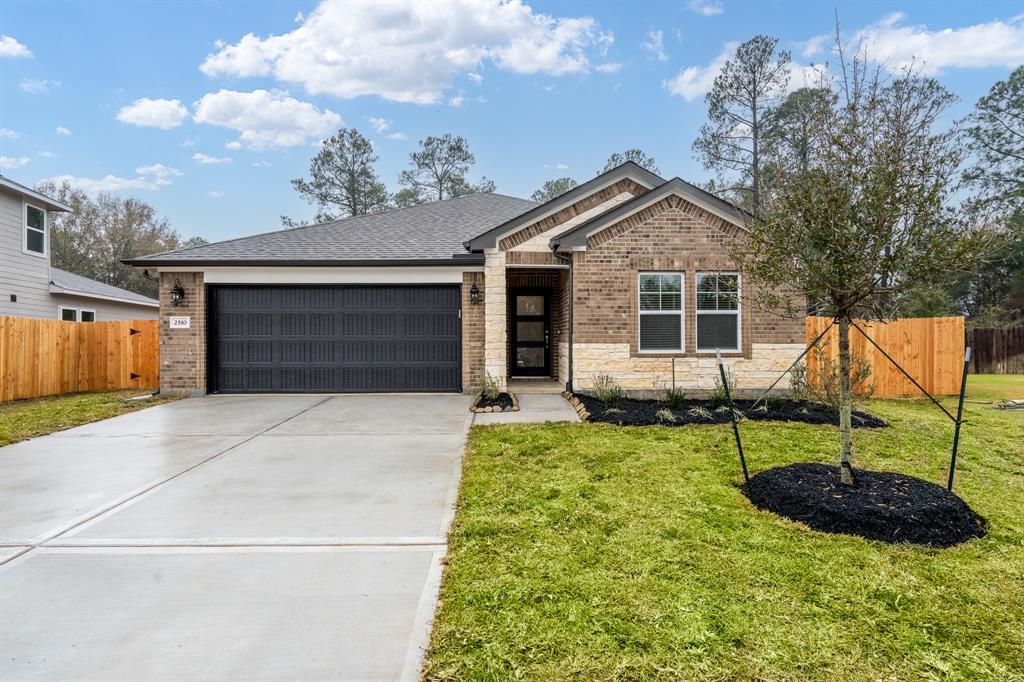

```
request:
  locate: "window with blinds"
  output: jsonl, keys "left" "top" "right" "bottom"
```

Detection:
{"left": 638, "top": 273, "right": 683, "bottom": 351}
{"left": 696, "top": 273, "right": 740, "bottom": 351}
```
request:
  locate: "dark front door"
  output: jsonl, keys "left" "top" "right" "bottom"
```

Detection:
{"left": 511, "top": 289, "right": 550, "bottom": 377}
{"left": 207, "top": 285, "right": 461, "bottom": 393}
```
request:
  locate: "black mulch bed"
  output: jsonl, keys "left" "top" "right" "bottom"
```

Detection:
{"left": 743, "top": 463, "right": 987, "bottom": 547}
{"left": 475, "top": 392, "right": 515, "bottom": 411}
{"left": 575, "top": 394, "right": 887, "bottom": 428}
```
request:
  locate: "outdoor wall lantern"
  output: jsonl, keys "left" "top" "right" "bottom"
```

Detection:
{"left": 470, "top": 282, "right": 481, "bottom": 305}
{"left": 170, "top": 279, "right": 186, "bottom": 307}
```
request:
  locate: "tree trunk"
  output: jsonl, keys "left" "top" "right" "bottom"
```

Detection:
{"left": 837, "top": 316, "right": 855, "bottom": 484}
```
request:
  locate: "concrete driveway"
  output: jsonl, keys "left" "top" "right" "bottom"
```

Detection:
{"left": 0, "top": 394, "right": 473, "bottom": 681}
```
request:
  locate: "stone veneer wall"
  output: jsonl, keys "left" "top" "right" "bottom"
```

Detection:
{"left": 158, "top": 271, "right": 206, "bottom": 394}
{"left": 569, "top": 195, "right": 805, "bottom": 393}
{"left": 483, "top": 252, "right": 507, "bottom": 390}
{"left": 461, "top": 271, "right": 485, "bottom": 392}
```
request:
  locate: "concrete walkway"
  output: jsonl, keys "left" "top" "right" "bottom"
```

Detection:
{"left": 472, "top": 392, "right": 581, "bottom": 425}
{"left": 0, "top": 394, "right": 473, "bottom": 682}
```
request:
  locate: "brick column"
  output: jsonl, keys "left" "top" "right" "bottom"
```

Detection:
{"left": 483, "top": 251, "right": 507, "bottom": 391}
{"left": 461, "top": 271, "right": 485, "bottom": 392}
{"left": 159, "top": 272, "right": 205, "bottom": 395}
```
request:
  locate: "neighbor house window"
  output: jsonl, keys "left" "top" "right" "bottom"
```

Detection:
{"left": 638, "top": 273, "right": 684, "bottom": 351}
{"left": 24, "top": 203, "right": 46, "bottom": 256}
{"left": 58, "top": 306, "right": 94, "bottom": 322}
{"left": 696, "top": 273, "right": 741, "bottom": 352}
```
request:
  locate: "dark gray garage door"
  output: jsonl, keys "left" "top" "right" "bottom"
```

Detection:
{"left": 208, "top": 285, "right": 461, "bottom": 393}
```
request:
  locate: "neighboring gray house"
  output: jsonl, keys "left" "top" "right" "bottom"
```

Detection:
{"left": 0, "top": 175, "right": 158, "bottom": 321}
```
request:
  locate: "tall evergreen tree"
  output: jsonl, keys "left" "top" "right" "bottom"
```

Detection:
{"left": 396, "top": 134, "right": 493, "bottom": 205}
{"left": 531, "top": 177, "right": 577, "bottom": 203}
{"left": 601, "top": 149, "right": 660, "bottom": 174}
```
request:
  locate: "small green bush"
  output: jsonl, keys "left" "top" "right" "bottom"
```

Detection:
{"left": 790, "top": 347, "right": 874, "bottom": 411}
{"left": 591, "top": 374, "right": 624, "bottom": 408}
{"left": 655, "top": 408, "right": 676, "bottom": 423}
{"left": 663, "top": 386, "right": 687, "bottom": 409}
{"left": 481, "top": 372, "right": 502, "bottom": 402}
{"left": 709, "top": 367, "right": 736, "bottom": 408}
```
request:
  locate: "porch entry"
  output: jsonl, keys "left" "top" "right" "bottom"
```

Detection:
{"left": 510, "top": 288, "right": 550, "bottom": 377}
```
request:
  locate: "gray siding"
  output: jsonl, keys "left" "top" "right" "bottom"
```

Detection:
{"left": 0, "top": 187, "right": 53, "bottom": 318}
{"left": 51, "top": 293, "right": 157, "bottom": 321}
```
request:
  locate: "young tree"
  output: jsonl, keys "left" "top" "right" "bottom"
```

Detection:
{"left": 531, "top": 177, "right": 577, "bottom": 203}
{"left": 285, "top": 128, "right": 389, "bottom": 225}
{"left": 737, "top": 38, "right": 993, "bottom": 485}
{"left": 396, "top": 134, "right": 493, "bottom": 204}
{"left": 601, "top": 149, "right": 660, "bottom": 174}
{"left": 693, "top": 35, "right": 792, "bottom": 212}
{"left": 35, "top": 180, "right": 196, "bottom": 299}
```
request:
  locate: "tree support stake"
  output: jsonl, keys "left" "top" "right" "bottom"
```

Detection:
{"left": 717, "top": 350, "right": 749, "bottom": 484}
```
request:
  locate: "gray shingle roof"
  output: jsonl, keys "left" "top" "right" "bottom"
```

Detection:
{"left": 50, "top": 268, "right": 158, "bottom": 305}
{"left": 126, "top": 192, "right": 538, "bottom": 266}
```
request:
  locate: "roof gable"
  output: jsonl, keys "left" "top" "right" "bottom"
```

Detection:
{"left": 464, "top": 161, "right": 664, "bottom": 252}
{"left": 551, "top": 178, "right": 747, "bottom": 250}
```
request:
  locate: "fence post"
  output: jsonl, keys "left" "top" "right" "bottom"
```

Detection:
{"left": 717, "top": 350, "right": 749, "bottom": 484}
{"left": 947, "top": 347, "right": 971, "bottom": 492}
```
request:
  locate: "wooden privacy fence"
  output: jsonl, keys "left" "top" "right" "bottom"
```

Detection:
{"left": 806, "top": 316, "right": 965, "bottom": 398}
{"left": 966, "top": 326, "right": 1024, "bottom": 374}
{"left": 0, "top": 317, "right": 159, "bottom": 401}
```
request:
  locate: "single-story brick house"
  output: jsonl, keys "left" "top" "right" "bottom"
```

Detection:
{"left": 125, "top": 162, "right": 804, "bottom": 396}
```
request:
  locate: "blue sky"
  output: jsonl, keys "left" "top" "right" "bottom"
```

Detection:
{"left": 1, "top": 1, "right": 1022, "bottom": 242}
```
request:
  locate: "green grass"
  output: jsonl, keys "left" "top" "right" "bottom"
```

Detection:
{"left": 427, "top": 376, "right": 1024, "bottom": 680}
{"left": 966, "top": 373, "right": 1024, "bottom": 402}
{"left": 0, "top": 390, "right": 181, "bottom": 446}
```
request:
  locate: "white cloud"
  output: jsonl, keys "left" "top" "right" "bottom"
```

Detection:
{"left": 595, "top": 62, "right": 622, "bottom": 73}
{"left": 116, "top": 98, "right": 189, "bottom": 129}
{"left": 19, "top": 78, "right": 60, "bottom": 94}
{"left": 543, "top": 162, "right": 569, "bottom": 170}
{"left": 641, "top": 29, "right": 668, "bottom": 61}
{"left": 0, "top": 128, "right": 19, "bottom": 138}
{"left": 853, "top": 13, "right": 1024, "bottom": 75}
{"left": 1, "top": 155, "right": 30, "bottom": 170}
{"left": 686, "top": 0, "right": 724, "bottom": 16}
{"left": 664, "top": 42, "right": 830, "bottom": 101}
{"left": 207, "top": 190, "right": 224, "bottom": 198}
{"left": 38, "top": 150, "right": 56, "bottom": 158}
{"left": 467, "top": 72, "right": 484, "bottom": 84}
{"left": 135, "top": 163, "right": 184, "bottom": 186}
{"left": 386, "top": 131, "right": 408, "bottom": 140}
{"left": 199, "top": 0, "right": 612, "bottom": 104}
{"left": 192, "top": 152, "right": 233, "bottom": 164}
{"left": 252, "top": 160, "right": 272, "bottom": 168}
{"left": 0, "top": 35, "right": 32, "bottom": 58}
{"left": 368, "top": 116, "right": 391, "bottom": 133}
{"left": 449, "top": 91, "right": 466, "bottom": 107}
{"left": 48, "top": 174, "right": 156, "bottom": 193}
{"left": 178, "top": 136, "right": 199, "bottom": 147}
{"left": 192, "top": 89, "right": 342, "bottom": 149}
{"left": 797, "top": 33, "right": 830, "bottom": 58}
{"left": 663, "top": 42, "right": 734, "bottom": 101}
{"left": 56, "top": 126, "right": 72, "bottom": 136}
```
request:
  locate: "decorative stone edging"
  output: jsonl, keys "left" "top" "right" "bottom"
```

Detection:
{"left": 470, "top": 392, "right": 520, "bottom": 413}
{"left": 563, "top": 391, "right": 590, "bottom": 421}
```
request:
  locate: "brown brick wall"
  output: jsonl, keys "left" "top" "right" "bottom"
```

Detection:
{"left": 572, "top": 196, "right": 804, "bottom": 357}
{"left": 498, "top": 178, "right": 648, "bottom": 251}
{"left": 461, "top": 271, "right": 485, "bottom": 391}
{"left": 158, "top": 272, "right": 206, "bottom": 393}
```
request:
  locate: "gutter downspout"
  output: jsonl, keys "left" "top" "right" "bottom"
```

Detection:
{"left": 552, "top": 244, "right": 573, "bottom": 393}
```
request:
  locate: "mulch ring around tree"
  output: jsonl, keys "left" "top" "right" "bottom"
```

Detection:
{"left": 743, "top": 463, "right": 987, "bottom": 547}
{"left": 574, "top": 394, "right": 888, "bottom": 428}
{"left": 471, "top": 392, "right": 518, "bottom": 413}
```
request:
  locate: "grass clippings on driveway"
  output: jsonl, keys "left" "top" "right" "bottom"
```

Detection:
{"left": 0, "top": 390, "right": 181, "bottom": 446}
{"left": 426, "top": 375, "right": 1024, "bottom": 680}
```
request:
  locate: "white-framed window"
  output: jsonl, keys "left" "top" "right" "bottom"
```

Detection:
{"left": 696, "top": 272, "right": 741, "bottom": 352}
{"left": 24, "top": 202, "right": 46, "bottom": 257}
{"left": 638, "top": 272, "right": 684, "bottom": 352}
{"left": 58, "top": 306, "right": 95, "bottom": 322}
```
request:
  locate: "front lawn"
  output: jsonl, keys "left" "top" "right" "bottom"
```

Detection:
{"left": 426, "top": 375, "right": 1024, "bottom": 680}
{"left": 0, "top": 390, "right": 181, "bottom": 446}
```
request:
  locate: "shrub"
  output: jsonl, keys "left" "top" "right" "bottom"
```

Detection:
{"left": 709, "top": 367, "right": 736, "bottom": 408}
{"left": 790, "top": 346, "right": 874, "bottom": 412}
{"left": 481, "top": 372, "right": 502, "bottom": 402}
{"left": 687, "top": 405, "right": 712, "bottom": 420}
{"left": 663, "top": 386, "right": 687, "bottom": 409}
{"left": 655, "top": 408, "right": 676, "bottom": 423}
{"left": 591, "top": 374, "right": 624, "bottom": 408}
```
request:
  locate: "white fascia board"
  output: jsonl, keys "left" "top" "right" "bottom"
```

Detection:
{"left": 160, "top": 266, "right": 480, "bottom": 284}
{"left": 49, "top": 286, "right": 159, "bottom": 307}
